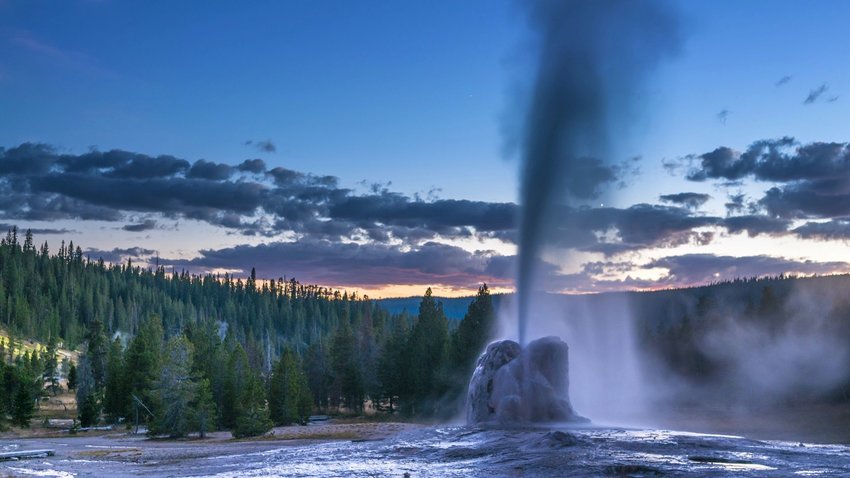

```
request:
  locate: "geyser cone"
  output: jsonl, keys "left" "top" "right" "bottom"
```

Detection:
{"left": 466, "top": 336, "right": 586, "bottom": 425}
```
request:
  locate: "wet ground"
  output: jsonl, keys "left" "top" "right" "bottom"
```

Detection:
{"left": 2, "top": 423, "right": 850, "bottom": 477}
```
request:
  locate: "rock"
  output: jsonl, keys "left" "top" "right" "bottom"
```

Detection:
{"left": 466, "top": 336, "right": 586, "bottom": 425}
{"left": 543, "top": 430, "right": 580, "bottom": 447}
{"left": 466, "top": 340, "right": 521, "bottom": 424}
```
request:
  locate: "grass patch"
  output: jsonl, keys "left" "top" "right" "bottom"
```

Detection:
{"left": 78, "top": 448, "right": 141, "bottom": 458}
{"left": 233, "top": 430, "right": 362, "bottom": 442}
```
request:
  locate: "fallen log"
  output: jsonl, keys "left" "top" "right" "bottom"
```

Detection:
{"left": 0, "top": 449, "right": 55, "bottom": 461}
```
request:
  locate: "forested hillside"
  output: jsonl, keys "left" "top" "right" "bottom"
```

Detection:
{"left": 0, "top": 227, "right": 495, "bottom": 436}
{"left": 4, "top": 225, "right": 849, "bottom": 437}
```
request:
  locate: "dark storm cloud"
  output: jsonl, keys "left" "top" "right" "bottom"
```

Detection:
{"left": 163, "top": 240, "right": 515, "bottom": 289}
{"left": 187, "top": 160, "right": 233, "bottom": 180}
{"left": 646, "top": 254, "right": 849, "bottom": 285}
{"left": 122, "top": 219, "right": 157, "bottom": 232}
{"left": 804, "top": 84, "right": 829, "bottom": 104}
{"left": 244, "top": 139, "right": 276, "bottom": 153}
{"left": 659, "top": 192, "right": 711, "bottom": 209}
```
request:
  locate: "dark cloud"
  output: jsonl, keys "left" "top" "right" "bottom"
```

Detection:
{"left": 685, "top": 146, "right": 753, "bottom": 181}
{"left": 804, "top": 84, "right": 829, "bottom": 104}
{"left": 34, "top": 173, "right": 265, "bottom": 215}
{"left": 163, "top": 240, "right": 514, "bottom": 290}
{"left": 646, "top": 254, "right": 849, "bottom": 286}
{"left": 0, "top": 143, "right": 520, "bottom": 247}
{"left": 86, "top": 246, "right": 157, "bottom": 264}
{"left": 722, "top": 215, "right": 791, "bottom": 237}
{"left": 187, "top": 160, "right": 233, "bottom": 180}
{"left": 329, "top": 193, "right": 516, "bottom": 234}
{"left": 659, "top": 192, "right": 711, "bottom": 209}
{"left": 238, "top": 159, "right": 266, "bottom": 174}
{"left": 753, "top": 140, "right": 849, "bottom": 182}
{"left": 554, "top": 204, "right": 721, "bottom": 254}
{"left": 793, "top": 219, "right": 850, "bottom": 241}
{"left": 775, "top": 75, "right": 791, "bottom": 87}
{"left": 759, "top": 185, "right": 850, "bottom": 219}
{"left": 122, "top": 219, "right": 157, "bottom": 232}
{"left": 0, "top": 223, "right": 75, "bottom": 235}
{"left": 244, "top": 139, "right": 276, "bottom": 153}
{"left": 681, "top": 139, "right": 850, "bottom": 220}
{"left": 724, "top": 193, "right": 747, "bottom": 214}
{"left": 0, "top": 143, "right": 57, "bottom": 176}
{"left": 107, "top": 155, "right": 190, "bottom": 179}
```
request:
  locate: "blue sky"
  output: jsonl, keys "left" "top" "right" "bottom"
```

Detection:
{"left": 2, "top": 1, "right": 850, "bottom": 296}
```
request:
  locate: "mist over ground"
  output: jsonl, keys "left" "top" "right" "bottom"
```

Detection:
{"left": 381, "top": 274, "right": 850, "bottom": 438}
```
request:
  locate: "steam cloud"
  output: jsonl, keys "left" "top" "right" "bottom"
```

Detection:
{"left": 514, "top": 0, "right": 680, "bottom": 344}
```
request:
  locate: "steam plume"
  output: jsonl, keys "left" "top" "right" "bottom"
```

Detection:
{"left": 515, "top": 0, "right": 680, "bottom": 344}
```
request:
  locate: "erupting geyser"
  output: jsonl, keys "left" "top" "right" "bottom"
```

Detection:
{"left": 466, "top": 336, "right": 586, "bottom": 425}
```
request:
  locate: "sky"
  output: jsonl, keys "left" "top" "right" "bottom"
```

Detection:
{"left": 2, "top": 0, "right": 850, "bottom": 297}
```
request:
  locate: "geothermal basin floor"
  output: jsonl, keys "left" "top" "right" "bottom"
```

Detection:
{"left": 1, "top": 422, "right": 849, "bottom": 477}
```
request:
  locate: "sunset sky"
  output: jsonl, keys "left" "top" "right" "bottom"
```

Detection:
{"left": 2, "top": 1, "right": 850, "bottom": 297}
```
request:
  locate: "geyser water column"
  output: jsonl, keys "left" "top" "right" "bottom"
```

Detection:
{"left": 513, "top": 1, "right": 680, "bottom": 343}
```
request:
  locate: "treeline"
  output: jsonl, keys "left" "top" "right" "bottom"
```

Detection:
{"left": 0, "top": 227, "right": 398, "bottom": 353}
{"left": 74, "top": 286, "right": 493, "bottom": 437}
{"left": 0, "top": 228, "right": 495, "bottom": 435}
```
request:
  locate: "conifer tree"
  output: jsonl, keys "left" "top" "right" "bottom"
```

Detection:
{"left": 11, "top": 369, "right": 34, "bottom": 428}
{"left": 123, "top": 316, "right": 163, "bottom": 422}
{"left": 149, "top": 336, "right": 194, "bottom": 438}
{"left": 330, "top": 321, "right": 362, "bottom": 412}
{"left": 76, "top": 356, "right": 100, "bottom": 427}
{"left": 451, "top": 284, "right": 494, "bottom": 376}
{"left": 303, "top": 341, "right": 330, "bottom": 411}
{"left": 67, "top": 362, "right": 77, "bottom": 390}
{"left": 232, "top": 370, "right": 273, "bottom": 438}
{"left": 404, "top": 288, "right": 449, "bottom": 415}
{"left": 103, "top": 338, "right": 128, "bottom": 422}
{"left": 377, "top": 317, "right": 408, "bottom": 412}
{"left": 44, "top": 335, "right": 60, "bottom": 395}
{"left": 191, "top": 378, "right": 217, "bottom": 438}
{"left": 268, "top": 348, "right": 313, "bottom": 425}
{"left": 84, "top": 319, "right": 108, "bottom": 389}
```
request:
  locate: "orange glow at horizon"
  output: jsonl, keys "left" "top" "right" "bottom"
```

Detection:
{"left": 249, "top": 278, "right": 514, "bottom": 299}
